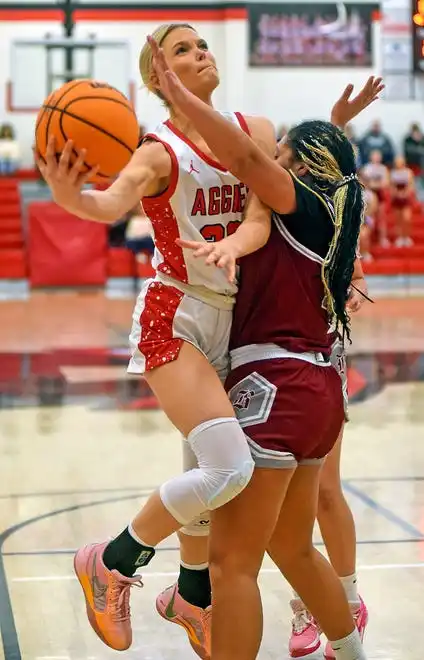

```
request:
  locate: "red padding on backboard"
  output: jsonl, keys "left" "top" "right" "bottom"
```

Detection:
{"left": 28, "top": 202, "right": 107, "bottom": 287}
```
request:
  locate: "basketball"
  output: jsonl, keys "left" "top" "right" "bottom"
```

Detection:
{"left": 35, "top": 79, "right": 140, "bottom": 183}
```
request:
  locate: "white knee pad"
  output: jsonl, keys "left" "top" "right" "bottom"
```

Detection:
{"left": 188, "top": 418, "right": 254, "bottom": 510}
{"left": 180, "top": 440, "right": 211, "bottom": 536}
{"left": 182, "top": 437, "right": 198, "bottom": 471}
{"left": 160, "top": 417, "right": 254, "bottom": 525}
{"left": 180, "top": 511, "right": 211, "bottom": 536}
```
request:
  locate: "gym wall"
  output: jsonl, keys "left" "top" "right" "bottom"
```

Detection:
{"left": 0, "top": 1, "right": 421, "bottom": 165}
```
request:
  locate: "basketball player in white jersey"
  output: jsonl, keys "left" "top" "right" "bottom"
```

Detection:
{"left": 35, "top": 22, "right": 276, "bottom": 652}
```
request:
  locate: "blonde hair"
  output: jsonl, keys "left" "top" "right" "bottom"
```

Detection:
{"left": 139, "top": 23, "right": 195, "bottom": 104}
{"left": 287, "top": 120, "right": 364, "bottom": 341}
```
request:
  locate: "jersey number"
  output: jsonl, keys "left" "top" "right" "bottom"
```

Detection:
{"left": 200, "top": 221, "right": 240, "bottom": 243}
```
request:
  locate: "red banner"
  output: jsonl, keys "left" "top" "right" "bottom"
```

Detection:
{"left": 28, "top": 202, "right": 107, "bottom": 287}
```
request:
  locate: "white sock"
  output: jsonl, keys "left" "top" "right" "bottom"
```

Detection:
{"left": 330, "top": 628, "right": 366, "bottom": 660}
{"left": 180, "top": 561, "right": 209, "bottom": 570}
{"left": 340, "top": 573, "right": 360, "bottom": 606}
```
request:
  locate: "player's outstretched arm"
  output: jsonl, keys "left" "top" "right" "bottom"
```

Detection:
{"left": 177, "top": 194, "right": 271, "bottom": 283}
{"left": 35, "top": 138, "right": 171, "bottom": 223}
{"left": 148, "top": 36, "right": 296, "bottom": 215}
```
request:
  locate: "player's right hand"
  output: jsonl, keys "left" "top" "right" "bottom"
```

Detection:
{"left": 33, "top": 137, "right": 99, "bottom": 209}
{"left": 176, "top": 238, "right": 238, "bottom": 284}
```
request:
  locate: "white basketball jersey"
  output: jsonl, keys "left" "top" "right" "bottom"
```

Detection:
{"left": 142, "top": 113, "right": 249, "bottom": 298}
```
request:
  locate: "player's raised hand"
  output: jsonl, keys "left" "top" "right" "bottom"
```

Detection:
{"left": 331, "top": 76, "right": 385, "bottom": 129}
{"left": 176, "top": 238, "right": 238, "bottom": 283}
{"left": 148, "top": 36, "right": 192, "bottom": 109}
{"left": 34, "top": 137, "right": 98, "bottom": 208}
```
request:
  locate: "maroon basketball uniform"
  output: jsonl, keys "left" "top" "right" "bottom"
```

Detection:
{"left": 225, "top": 177, "right": 345, "bottom": 468}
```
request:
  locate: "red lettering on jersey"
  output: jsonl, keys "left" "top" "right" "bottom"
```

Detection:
{"left": 200, "top": 224, "right": 225, "bottom": 242}
{"left": 192, "top": 184, "right": 249, "bottom": 217}
{"left": 208, "top": 186, "right": 221, "bottom": 215}
{"left": 232, "top": 183, "right": 248, "bottom": 213}
{"left": 191, "top": 189, "right": 207, "bottom": 216}
{"left": 221, "top": 185, "right": 233, "bottom": 214}
{"left": 227, "top": 220, "right": 241, "bottom": 237}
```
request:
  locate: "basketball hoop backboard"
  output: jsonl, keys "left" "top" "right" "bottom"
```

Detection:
{"left": 7, "top": 37, "right": 135, "bottom": 112}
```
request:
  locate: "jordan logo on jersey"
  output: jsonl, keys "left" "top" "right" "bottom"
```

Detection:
{"left": 189, "top": 160, "right": 200, "bottom": 175}
{"left": 232, "top": 389, "right": 255, "bottom": 411}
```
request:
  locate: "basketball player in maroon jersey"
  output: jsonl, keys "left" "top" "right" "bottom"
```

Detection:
{"left": 150, "top": 39, "right": 380, "bottom": 660}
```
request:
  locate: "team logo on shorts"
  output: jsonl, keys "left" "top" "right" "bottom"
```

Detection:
{"left": 228, "top": 372, "right": 277, "bottom": 428}
{"left": 336, "top": 352, "right": 346, "bottom": 375}
{"left": 232, "top": 389, "right": 255, "bottom": 411}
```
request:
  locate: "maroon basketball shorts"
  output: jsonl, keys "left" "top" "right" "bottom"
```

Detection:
{"left": 226, "top": 347, "right": 344, "bottom": 469}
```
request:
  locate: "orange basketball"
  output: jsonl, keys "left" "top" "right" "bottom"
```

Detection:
{"left": 35, "top": 79, "right": 139, "bottom": 183}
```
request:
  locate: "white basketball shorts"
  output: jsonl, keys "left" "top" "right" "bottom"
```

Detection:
{"left": 128, "top": 277, "right": 232, "bottom": 383}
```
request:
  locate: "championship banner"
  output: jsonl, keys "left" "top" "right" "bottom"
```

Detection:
{"left": 248, "top": 2, "right": 378, "bottom": 67}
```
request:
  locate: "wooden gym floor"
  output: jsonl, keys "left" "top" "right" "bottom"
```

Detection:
{"left": 0, "top": 292, "right": 424, "bottom": 660}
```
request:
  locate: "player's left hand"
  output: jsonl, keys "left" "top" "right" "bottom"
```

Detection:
{"left": 176, "top": 238, "right": 238, "bottom": 283}
{"left": 346, "top": 277, "right": 368, "bottom": 313}
{"left": 148, "top": 36, "right": 193, "bottom": 109}
{"left": 331, "top": 76, "right": 385, "bottom": 129}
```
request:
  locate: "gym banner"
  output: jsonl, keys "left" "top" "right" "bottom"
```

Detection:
{"left": 248, "top": 3, "right": 378, "bottom": 67}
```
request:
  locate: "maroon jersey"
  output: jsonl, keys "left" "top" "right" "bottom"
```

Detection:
{"left": 230, "top": 177, "right": 336, "bottom": 355}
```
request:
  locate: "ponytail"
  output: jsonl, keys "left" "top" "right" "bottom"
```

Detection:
{"left": 287, "top": 120, "right": 364, "bottom": 340}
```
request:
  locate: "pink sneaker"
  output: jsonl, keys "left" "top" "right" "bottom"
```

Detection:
{"left": 74, "top": 541, "right": 142, "bottom": 650}
{"left": 324, "top": 597, "right": 368, "bottom": 659}
{"left": 289, "top": 599, "right": 323, "bottom": 659}
{"left": 156, "top": 583, "right": 211, "bottom": 660}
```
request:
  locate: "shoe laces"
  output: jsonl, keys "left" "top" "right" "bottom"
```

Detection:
{"left": 201, "top": 607, "right": 212, "bottom": 653}
{"left": 202, "top": 606, "right": 212, "bottom": 628}
{"left": 292, "top": 608, "right": 314, "bottom": 634}
{"left": 108, "top": 575, "right": 143, "bottom": 623}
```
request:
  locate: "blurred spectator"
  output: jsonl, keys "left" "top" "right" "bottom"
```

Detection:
{"left": 403, "top": 122, "right": 424, "bottom": 177}
{"left": 390, "top": 155, "right": 414, "bottom": 247}
{"left": 125, "top": 204, "right": 154, "bottom": 258}
{"left": 359, "top": 120, "right": 394, "bottom": 167}
{"left": 360, "top": 184, "right": 378, "bottom": 262}
{"left": 0, "top": 123, "right": 20, "bottom": 174}
{"left": 361, "top": 150, "right": 390, "bottom": 246}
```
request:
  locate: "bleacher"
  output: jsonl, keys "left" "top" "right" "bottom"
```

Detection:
{"left": 0, "top": 177, "right": 27, "bottom": 281}
{"left": 1, "top": 171, "right": 423, "bottom": 295}
{"left": 0, "top": 172, "right": 154, "bottom": 294}
{"left": 363, "top": 197, "right": 424, "bottom": 278}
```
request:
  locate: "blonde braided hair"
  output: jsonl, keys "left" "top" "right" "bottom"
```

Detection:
{"left": 287, "top": 121, "right": 364, "bottom": 339}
